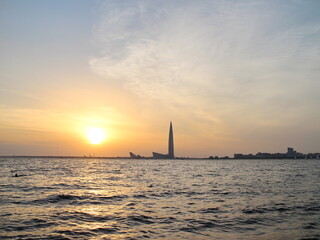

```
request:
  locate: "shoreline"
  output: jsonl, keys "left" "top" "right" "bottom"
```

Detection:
{"left": 0, "top": 155, "right": 319, "bottom": 160}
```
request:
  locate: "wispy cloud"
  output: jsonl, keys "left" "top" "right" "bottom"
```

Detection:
{"left": 90, "top": 0, "right": 320, "bottom": 152}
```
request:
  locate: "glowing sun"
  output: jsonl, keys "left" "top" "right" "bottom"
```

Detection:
{"left": 86, "top": 127, "right": 107, "bottom": 144}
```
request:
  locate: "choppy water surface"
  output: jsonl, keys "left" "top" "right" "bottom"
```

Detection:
{"left": 0, "top": 158, "right": 319, "bottom": 239}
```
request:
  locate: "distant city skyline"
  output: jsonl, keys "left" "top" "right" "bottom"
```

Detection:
{"left": 1, "top": 0, "right": 319, "bottom": 157}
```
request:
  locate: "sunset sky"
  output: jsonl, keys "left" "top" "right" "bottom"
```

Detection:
{"left": 1, "top": 0, "right": 319, "bottom": 157}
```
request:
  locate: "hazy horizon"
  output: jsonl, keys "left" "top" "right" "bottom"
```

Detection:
{"left": 1, "top": 0, "right": 319, "bottom": 157}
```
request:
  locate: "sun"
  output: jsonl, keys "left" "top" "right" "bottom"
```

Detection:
{"left": 86, "top": 127, "right": 107, "bottom": 144}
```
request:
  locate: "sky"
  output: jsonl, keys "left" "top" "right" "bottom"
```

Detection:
{"left": 0, "top": 0, "right": 319, "bottom": 157}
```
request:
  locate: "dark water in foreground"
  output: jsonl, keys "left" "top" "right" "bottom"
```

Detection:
{"left": 0, "top": 158, "right": 319, "bottom": 240}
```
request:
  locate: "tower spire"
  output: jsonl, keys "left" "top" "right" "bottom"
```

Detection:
{"left": 168, "top": 121, "right": 174, "bottom": 158}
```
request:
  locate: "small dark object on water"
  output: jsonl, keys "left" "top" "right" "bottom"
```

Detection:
{"left": 13, "top": 173, "right": 26, "bottom": 177}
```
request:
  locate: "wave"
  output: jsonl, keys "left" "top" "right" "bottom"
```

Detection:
{"left": 242, "top": 203, "right": 320, "bottom": 215}
{"left": 31, "top": 194, "right": 128, "bottom": 205}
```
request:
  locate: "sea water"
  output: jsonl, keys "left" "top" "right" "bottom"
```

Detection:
{"left": 0, "top": 157, "right": 319, "bottom": 239}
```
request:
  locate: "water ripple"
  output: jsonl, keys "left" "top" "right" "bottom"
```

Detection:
{"left": 1, "top": 158, "right": 319, "bottom": 239}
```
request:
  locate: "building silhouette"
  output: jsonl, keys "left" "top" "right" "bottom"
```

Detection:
{"left": 129, "top": 121, "right": 175, "bottom": 159}
{"left": 234, "top": 147, "right": 310, "bottom": 159}
{"left": 153, "top": 121, "right": 175, "bottom": 159}
{"left": 129, "top": 152, "right": 142, "bottom": 159}
{"left": 168, "top": 121, "right": 174, "bottom": 158}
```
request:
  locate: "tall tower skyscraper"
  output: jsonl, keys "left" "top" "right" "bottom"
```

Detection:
{"left": 151, "top": 121, "right": 175, "bottom": 159}
{"left": 168, "top": 121, "right": 174, "bottom": 158}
